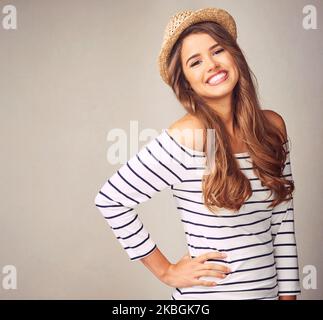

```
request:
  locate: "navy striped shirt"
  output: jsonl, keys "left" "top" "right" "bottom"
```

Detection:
{"left": 94, "top": 129, "right": 301, "bottom": 300}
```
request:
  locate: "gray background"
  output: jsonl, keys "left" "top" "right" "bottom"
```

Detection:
{"left": 0, "top": 0, "right": 322, "bottom": 299}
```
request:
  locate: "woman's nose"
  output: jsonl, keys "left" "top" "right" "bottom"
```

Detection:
{"left": 206, "top": 57, "right": 220, "bottom": 71}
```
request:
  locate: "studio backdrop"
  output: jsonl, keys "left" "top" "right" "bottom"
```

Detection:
{"left": 0, "top": 0, "right": 322, "bottom": 299}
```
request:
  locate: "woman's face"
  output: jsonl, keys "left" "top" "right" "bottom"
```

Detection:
{"left": 180, "top": 32, "right": 239, "bottom": 102}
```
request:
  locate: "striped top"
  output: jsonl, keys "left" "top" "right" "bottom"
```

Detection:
{"left": 94, "top": 128, "right": 301, "bottom": 300}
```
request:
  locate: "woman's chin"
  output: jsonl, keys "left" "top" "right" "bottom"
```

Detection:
{"left": 203, "top": 88, "right": 232, "bottom": 99}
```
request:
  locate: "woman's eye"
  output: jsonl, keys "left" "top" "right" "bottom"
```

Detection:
{"left": 190, "top": 49, "right": 224, "bottom": 67}
{"left": 190, "top": 61, "right": 200, "bottom": 67}
{"left": 213, "top": 48, "right": 224, "bottom": 55}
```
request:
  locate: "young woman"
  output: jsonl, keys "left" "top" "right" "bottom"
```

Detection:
{"left": 94, "top": 7, "right": 301, "bottom": 300}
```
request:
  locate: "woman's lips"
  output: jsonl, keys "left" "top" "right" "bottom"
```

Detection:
{"left": 206, "top": 71, "right": 229, "bottom": 86}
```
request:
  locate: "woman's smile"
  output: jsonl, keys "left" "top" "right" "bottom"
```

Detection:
{"left": 181, "top": 33, "right": 239, "bottom": 101}
{"left": 206, "top": 71, "right": 229, "bottom": 86}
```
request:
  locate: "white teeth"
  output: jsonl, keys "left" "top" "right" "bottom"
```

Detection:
{"left": 208, "top": 72, "right": 227, "bottom": 84}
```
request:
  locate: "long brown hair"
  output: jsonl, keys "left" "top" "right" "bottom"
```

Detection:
{"left": 167, "top": 21, "right": 294, "bottom": 213}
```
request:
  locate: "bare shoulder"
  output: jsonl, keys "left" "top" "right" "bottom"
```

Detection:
{"left": 262, "top": 109, "right": 288, "bottom": 141}
{"left": 168, "top": 113, "right": 204, "bottom": 151}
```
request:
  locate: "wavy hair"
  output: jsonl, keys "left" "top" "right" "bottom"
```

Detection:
{"left": 167, "top": 21, "right": 294, "bottom": 213}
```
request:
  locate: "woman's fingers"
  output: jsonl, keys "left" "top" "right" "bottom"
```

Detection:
{"left": 204, "top": 263, "right": 231, "bottom": 273}
{"left": 165, "top": 251, "right": 231, "bottom": 288}
{"left": 194, "top": 251, "right": 227, "bottom": 263}
{"left": 195, "top": 269, "right": 228, "bottom": 279}
{"left": 192, "top": 279, "right": 217, "bottom": 287}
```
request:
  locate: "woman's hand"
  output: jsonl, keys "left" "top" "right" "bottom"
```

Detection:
{"left": 161, "top": 251, "right": 231, "bottom": 288}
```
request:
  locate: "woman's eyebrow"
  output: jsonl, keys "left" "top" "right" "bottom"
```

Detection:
{"left": 185, "top": 43, "right": 220, "bottom": 66}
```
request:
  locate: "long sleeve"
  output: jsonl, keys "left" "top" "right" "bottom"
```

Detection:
{"left": 271, "top": 138, "right": 301, "bottom": 296}
{"left": 94, "top": 130, "right": 186, "bottom": 261}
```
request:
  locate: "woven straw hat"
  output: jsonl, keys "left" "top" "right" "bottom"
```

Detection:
{"left": 158, "top": 7, "right": 237, "bottom": 86}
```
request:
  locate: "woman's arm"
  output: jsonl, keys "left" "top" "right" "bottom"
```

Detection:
{"left": 140, "top": 247, "right": 172, "bottom": 283}
{"left": 94, "top": 130, "right": 184, "bottom": 261}
{"left": 267, "top": 111, "right": 301, "bottom": 299}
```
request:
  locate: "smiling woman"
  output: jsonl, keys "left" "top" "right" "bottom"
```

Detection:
{"left": 94, "top": 7, "right": 301, "bottom": 300}
{"left": 184, "top": 41, "right": 230, "bottom": 86}
{"left": 164, "top": 17, "right": 296, "bottom": 213}
{"left": 180, "top": 32, "right": 239, "bottom": 105}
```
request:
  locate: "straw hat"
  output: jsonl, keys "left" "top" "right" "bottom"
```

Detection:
{"left": 158, "top": 7, "right": 237, "bottom": 86}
